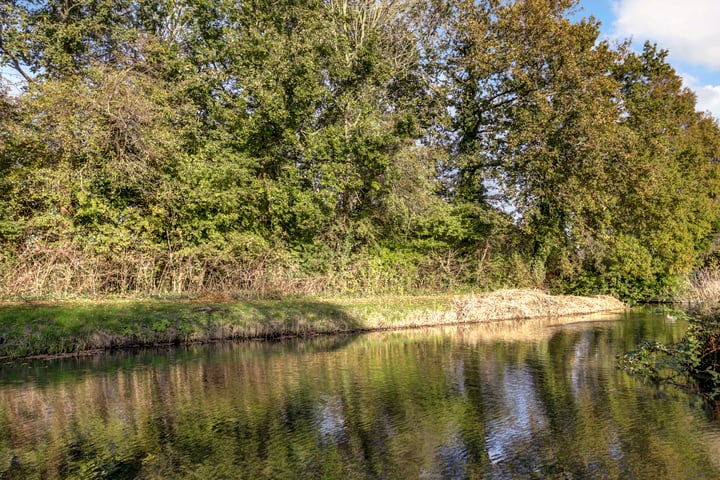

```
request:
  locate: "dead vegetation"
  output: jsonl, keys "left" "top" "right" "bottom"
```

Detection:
{"left": 350, "top": 289, "right": 626, "bottom": 331}
{"left": 681, "top": 268, "right": 720, "bottom": 315}
{"left": 452, "top": 289, "right": 626, "bottom": 323}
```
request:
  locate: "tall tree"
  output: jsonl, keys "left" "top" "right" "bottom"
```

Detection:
{"left": 447, "top": 0, "right": 720, "bottom": 298}
{"left": 449, "top": 0, "right": 625, "bottom": 274}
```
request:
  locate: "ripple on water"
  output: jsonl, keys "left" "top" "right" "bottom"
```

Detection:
{"left": 1, "top": 312, "right": 720, "bottom": 479}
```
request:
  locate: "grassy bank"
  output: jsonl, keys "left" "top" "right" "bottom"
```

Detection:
{"left": 0, "top": 289, "right": 626, "bottom": 359}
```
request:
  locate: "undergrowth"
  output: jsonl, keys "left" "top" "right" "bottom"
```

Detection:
{"left": 621, "top": 267, "right": 720, "bottom": 406}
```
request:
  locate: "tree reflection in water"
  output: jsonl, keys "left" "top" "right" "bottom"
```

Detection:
{"left": 0, "top": 311, "right": 719, "bottom": 479}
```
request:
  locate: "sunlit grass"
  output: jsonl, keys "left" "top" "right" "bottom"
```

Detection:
{"left": 0, "top": 290, "right": 625, "bottom": 359}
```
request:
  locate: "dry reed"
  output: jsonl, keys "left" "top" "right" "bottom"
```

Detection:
{"left": 0, "top": 241, "right": 511, "bottom": 299}
{"left": 680, "top": 267, "right": 720, "bottom": 314}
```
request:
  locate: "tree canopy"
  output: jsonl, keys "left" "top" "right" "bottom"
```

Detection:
{"left": 1, "top": 0, "right": 719, "bottom": 300}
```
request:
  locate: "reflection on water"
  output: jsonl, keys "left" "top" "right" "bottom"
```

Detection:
{"left": 0, "top": 311, "right": 719, "bottom": 479}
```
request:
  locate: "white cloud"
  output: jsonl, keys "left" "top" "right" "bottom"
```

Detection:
{"left": 612, "top": 0, "right": 720, "bottom": 69}
{"left": 681, "top": 74, "right": 720, "bottom": 119}
{"left": 694, "top": 86, "right": 720, "bottom": 118}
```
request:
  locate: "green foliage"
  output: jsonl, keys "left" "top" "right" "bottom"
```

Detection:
{"left": 447, "top": 1, "right": 720, "bottom": 300}
{"left": 621, "top": 313, "right": 720, "bottom": 401}
{"left": 0, "top": 0, "right": 719, "bottom": 300}
{"left": 567, "top": 234, "right": 663, "bottom": 302}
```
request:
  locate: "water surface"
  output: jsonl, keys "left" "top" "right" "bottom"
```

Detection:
{"left": 1, "top": 309, "right": 718, "bottom": 479}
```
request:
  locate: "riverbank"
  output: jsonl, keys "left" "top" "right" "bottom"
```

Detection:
{"left": 0, "top": 289, "right": 626, "bottom": 359}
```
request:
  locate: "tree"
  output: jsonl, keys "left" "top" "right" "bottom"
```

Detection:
{"left": 1, "top": 0, "right": 718, "bottom": 298}
{"left": 447, "top": 0, "right": 720, "bottom": 299}
{"left": 581, "top": 43, "right": 720, "bottom": 299}
{"left": 448, "top": 0, "right": 624, "bottom": 277}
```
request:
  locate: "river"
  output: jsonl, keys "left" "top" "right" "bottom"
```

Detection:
{"left": 0, "top": 309, "right": 719, "bottom": 479}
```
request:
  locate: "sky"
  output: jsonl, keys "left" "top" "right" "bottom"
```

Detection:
{"left": 575, "top": 0, "right": 720, "bottom": 119}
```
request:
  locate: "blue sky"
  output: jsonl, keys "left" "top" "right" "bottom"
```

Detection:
{"left": 575, "top": 0, "right": 720, "bottom": 118}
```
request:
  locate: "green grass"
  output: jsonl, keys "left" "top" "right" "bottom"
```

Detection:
{"left": 0, "top": 295, "right": 459, "bottom": 359}
{"left": 0, "top": 290, "right": 626, "bottom": 359}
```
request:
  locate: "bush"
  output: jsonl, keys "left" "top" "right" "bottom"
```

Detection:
{"left": 621, "top": 313, "right": 720, "bottom": 402}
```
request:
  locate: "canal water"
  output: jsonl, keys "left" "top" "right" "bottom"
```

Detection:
{"left": 1, "top": 309, "right": 719, "bottom": 479}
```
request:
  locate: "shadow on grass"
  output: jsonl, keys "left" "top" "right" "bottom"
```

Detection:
{"left": 0, "top": 297, "right": 366, "bottom": 358}
{"left": 240, "top": 298, "right": 364, "bottom": 333}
